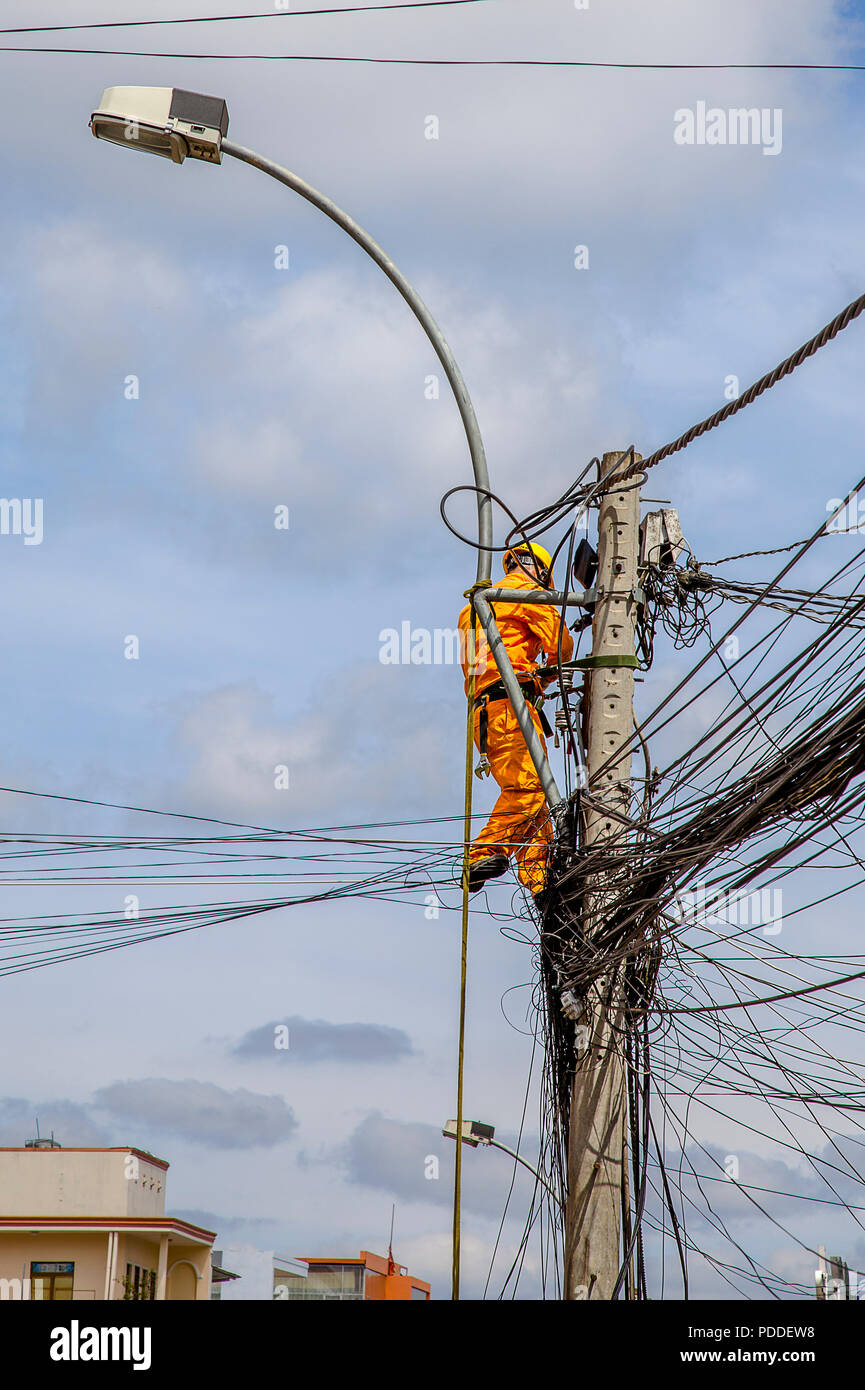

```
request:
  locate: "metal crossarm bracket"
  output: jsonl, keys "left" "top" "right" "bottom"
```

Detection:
{"left": 479, "top": 587, "right": 596, "bottom": 607}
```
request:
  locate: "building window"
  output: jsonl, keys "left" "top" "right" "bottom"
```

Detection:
{"left": 30, "top": 1262, "right": 74, "bottom": 1300}
{"left": 124, "top": 1263, "right": 156, "bottom": 1300}
{"left": 282, "top": 1263, "right": 364, "bottom": 1300}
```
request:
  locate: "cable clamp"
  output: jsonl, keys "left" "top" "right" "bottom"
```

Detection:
{"left": 561, "top": 989, "right": 586, "bottom": 1025}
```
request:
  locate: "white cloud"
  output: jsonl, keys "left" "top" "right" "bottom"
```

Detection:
{"left": 188, "top": 266, "right": 608, "bottom": 533}
{"left": 94, "top": 1077, "right": 298, "bottom": 1148}
{"left": 173, "top": 670, "right": 457, "bottom": 818}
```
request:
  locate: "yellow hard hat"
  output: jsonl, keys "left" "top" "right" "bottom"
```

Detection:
{"left": 505, "top": 541, "right": 553, "bottom": 580}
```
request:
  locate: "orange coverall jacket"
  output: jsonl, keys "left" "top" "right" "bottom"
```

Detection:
{"left": 457, "top": 568, "right": 574, "bottom": 891}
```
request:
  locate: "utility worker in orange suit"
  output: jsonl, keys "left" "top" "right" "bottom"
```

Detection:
{"left": 458, "top": 542, "right": 573, "bottom": 896}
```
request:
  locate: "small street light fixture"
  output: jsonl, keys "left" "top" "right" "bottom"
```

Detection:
{"left": 90, "top": 86, "right": 229, "bottom": 164}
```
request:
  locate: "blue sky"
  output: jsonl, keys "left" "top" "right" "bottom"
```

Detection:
{"left": 2, "top": 0, "right": 865, "bottom": 1298}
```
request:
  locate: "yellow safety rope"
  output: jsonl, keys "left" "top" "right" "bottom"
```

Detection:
{"left": 452, "top": 588, "right": 483, "bottom": 1301}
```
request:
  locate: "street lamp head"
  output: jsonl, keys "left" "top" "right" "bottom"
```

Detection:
{"left": 442, "top": 1118, "right": 495, "bottom": 1148}
{"left": 90, "top": 86, "right": 229, "bottom": 165}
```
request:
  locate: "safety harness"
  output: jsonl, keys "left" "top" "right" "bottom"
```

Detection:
{"left": 474, "top": 676, "right": 554, "bottom": 757}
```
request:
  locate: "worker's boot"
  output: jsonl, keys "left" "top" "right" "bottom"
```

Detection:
{"left": 467, "top": 854, "right": 509, "bottom": 892}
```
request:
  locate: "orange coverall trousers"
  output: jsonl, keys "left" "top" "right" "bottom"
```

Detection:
{"left": 459, "top": 562, "right": 573, "bottom": 894}
{"left": 470, "top": 698, "right": 552, "bottom": 893}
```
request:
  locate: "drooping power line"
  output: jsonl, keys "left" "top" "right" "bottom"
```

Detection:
{"left": 3, "top": 46, "right": 865, "bottom": 68}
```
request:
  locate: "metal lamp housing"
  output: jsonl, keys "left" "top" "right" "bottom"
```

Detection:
{"left": 442, "top": 1119, "right": 495, "bottom": 1147}
{"left": 90, "top": 86, "right": 229, "bottom": 164}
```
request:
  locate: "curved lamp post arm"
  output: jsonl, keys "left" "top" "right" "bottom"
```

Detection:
{"left": 221, "top": 139, "right": 493, "bottom": 586}
{"left": 221, "top": 139, "right": 562, "bottom": 811}
{"left": 489, "top": 1138, "right": 564, "bottom": 1210}
{"left": 445, "top": 1124, "right": 563, "bottom": 1209}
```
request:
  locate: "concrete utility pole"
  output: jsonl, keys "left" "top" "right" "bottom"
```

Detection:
{"left": 564, "top": 450, "right": 642, "bottom": 1300}
{"left": 815, "top": 1245, "right": 855, "bottom": 1299}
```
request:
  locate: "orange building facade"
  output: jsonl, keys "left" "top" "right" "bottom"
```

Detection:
{"left": 279, "top": 1250, "right": 430, "bottom": 1301}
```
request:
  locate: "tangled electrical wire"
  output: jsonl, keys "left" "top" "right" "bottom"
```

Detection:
{"left": 524, "top": 467, "right": 865, "bottom": 1301}
{"left": 639, "top": 554, "right": 722, "bottom": 665}
{"left": 440, "top": 372, "right": 865, "bottom": 1297}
